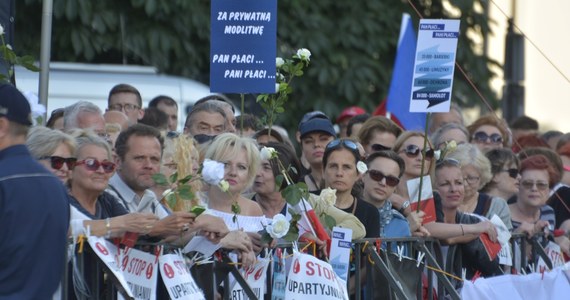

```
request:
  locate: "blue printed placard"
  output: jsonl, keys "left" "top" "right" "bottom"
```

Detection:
{"left": 329, "top": 227, "right": 352, "bottom": 281}
{"left": 410, "top": 19, "right": 460, "bottom": 112}
{"left": 210, "top": 0, "right": 277, "bottom": 93}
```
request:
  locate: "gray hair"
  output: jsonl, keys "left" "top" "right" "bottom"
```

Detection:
{"left": 63, "top": 101, "right": 103, "bottom": 131}
{"left": 67, "top": 129, "right": 113, "bottom": 160}
{"left": 26, "top": 126, "right": 76, "bottom": 159}
{"left": 430, "top": 122, "right": 469, "bottom": 148}
{"left": 184, "top": 102, "right": 227, "bottom": 131}
{"left": 446, "top": 143, "right": 492, "bottom": 189}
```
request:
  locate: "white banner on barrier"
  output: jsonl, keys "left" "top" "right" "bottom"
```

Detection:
{"left": 87, "top": 236, "right": 134, "bottom": 298}
{"left": 159, "top": 253, "right": 206, "bottom": 300}
{"left": 118, "top": 248, "right": 158, "bottom": 300}
{"left": 230, "top": 258, "right": 269, "bottom": 300}
{"left": 536, "top": 241, "right": 565, "bottom": 273}
{"left": 285, "top": 252, "right": 349, "bottom": 300}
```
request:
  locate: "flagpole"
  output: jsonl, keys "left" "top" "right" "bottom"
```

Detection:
{"left": 416, "top": 112, "right": 431, "bottom": 213}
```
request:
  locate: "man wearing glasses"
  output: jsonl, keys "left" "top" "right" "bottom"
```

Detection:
{"left": 361, "top": 150, "right": 411, "bottom": 238}
{"left": 107, "top": 83, "right": 144, "bottom": 126}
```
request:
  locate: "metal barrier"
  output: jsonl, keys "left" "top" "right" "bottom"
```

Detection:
{"left": 61, "top": 232, "right": 557, "bottom": 300}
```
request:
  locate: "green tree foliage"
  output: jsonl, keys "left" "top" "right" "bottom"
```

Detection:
{"left": 15, "top": 0, "right": 498, "bottom": 131}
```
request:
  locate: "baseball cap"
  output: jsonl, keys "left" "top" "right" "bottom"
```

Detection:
{"left": 0, "top": 83, "right": 32, "bottom": 126}
{"left": 299, "top": 118, "right": 336, "bottom": 138}
{"left": 337, "top": 106, "right": 366, "bottom": 123}
{"left": 298, "top": 111, "right": 329, "bottom": 129}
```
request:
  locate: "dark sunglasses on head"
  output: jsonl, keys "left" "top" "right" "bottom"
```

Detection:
{"left": 400, "top": 144, "right": 434, "bottom": 160}
{"left": 326, "top": 139, "right": 358, "bottom": 151}
{"left": 75, "top": 158, "right": 116, "bottom": 173}
{"left": 520, "top": 180, "right": 549, "bottom": 191}
{"left": 368, "top": 169, "right": 400, "bottom": 187}
{"left": 472, "top": 131, "right": 503, "bottom": 144}
{"left": 371, "top": 143, "right": 391, "bottom": 152}
{"left": 502, "top": 168, "right": 519, "bottom": 179}
{"left": 38, "top": 156, "right": 77, "bottom": 170}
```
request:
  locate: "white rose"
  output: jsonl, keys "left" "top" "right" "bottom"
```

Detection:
{"left": 218, "top": 180, "right": 230, "bottom": 192}
{"left": 161, "top": 188, "right": 173, "bottom": 198}
{"left": 447, "top": 140, "right": 457, "bottom": 151}
{"left": 276, "top": 72, "right": 285, "bottom": 82}
{"left": 434, "top": 150, "right": 441, "bottom": 161}
{"left": 319, "top": 187, "right": 337, "bottom": 206}
{"left": 276, "top": 57, "right": 284, "bottom": 68}
{"left": 296, "top": 48, "right": 311, "bottom": 61}
{"left": 356, "top": 161, "right": 368, "bottom": 174}
{"left": 0, "top": 25, "right": 4, "bottom": 36}
{"left": 6, "top": 44, "right": 12, "bottom": 50}
{"left": 275, "top": 83, "right": 280, "bottom": 93}
{"left": 266, "top": 214, "right": 290, "bottom": 239}
{"left": 201, "top": 159, "right": 225, "bottom": 185}
{"left": 260, "top": 146, "right": 277, "bottom": 161}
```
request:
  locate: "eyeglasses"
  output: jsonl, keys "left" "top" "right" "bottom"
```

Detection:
{"left": 108, "top": 103, "right": 140, "bottom": 113}
{"left": 501, "top": 168, "right": 519, "bottom": 179}
{"left": 193, "top": 134, "right": 216, "bottom": 144}
{"left": 367, "top": 169, "right": 400, "bottom": 187}
{"left": 520, "top": 180, "right": 549, "bottom": 191}
{"left": 75, "top": 158, "right": 116, "bottom": 173}
{"left": 472, "top": 131, "right": 503, "bottom": 144}
{"left": 38, "top": 156, "right": 77, "bottom": 170}
{"left": 399, "top": 144, "right": 435, "bottom": 160}
{"left": 463, "top": 175, "right": 480, "bottom": 185}
{"left": 371, "top": 143, "right": 391, "bottom": 152}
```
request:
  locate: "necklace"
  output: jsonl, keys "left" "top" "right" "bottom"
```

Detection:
{"left": 307, "top": 174, "right": 320, "bottom": 190}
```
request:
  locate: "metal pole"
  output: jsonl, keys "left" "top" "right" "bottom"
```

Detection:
{"left": 39, "top": 0, "right": 53, "bottom": 119}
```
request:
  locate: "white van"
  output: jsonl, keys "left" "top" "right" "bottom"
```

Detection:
{"left": 14, "top": 62, "right": 217, "bottom": 130}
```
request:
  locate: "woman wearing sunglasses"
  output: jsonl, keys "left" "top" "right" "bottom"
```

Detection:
{"left": 67, "top": 130, "right": 158, "bottom": 237}
{"left": 509, "top": 155, "right": 570, "bottom": 258}
{"left": 467, "top": 115, "right": 510, "bottom": 153}
{"left": 447, "top": 144, "right": 513, "bottom": 230}
{"left": 481, "top": 148, "right": 521, "bottom": 204}
{"left": 391, "top": 131, "right": 436, "bottom": 234}
{"left": 322, "top": 139, "right": 380, "bottom": 238}
{"left": 26, "top": 126, "right": 77, "bottom": 185}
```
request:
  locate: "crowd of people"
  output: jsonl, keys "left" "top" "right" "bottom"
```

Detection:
{"left": 2, "top": 81, "right": 570, "bottom": 299}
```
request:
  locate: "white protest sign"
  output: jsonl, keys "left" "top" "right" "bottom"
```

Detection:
{"left": 329, "top": 227, "right": 352, "bottom": 281}
{"left": 536, "top": 241, "right": 565, "bottom": 273}
{"left": 117, "top": 248, "right": 158, "bottom": 300}
{"left": 87, "top": 236, "right": 134, "bottom": 298}
{"left": 159, "top": 253, "right": 206, "bottom": 300}
{"left": 285, "top": 252, "right": 348, "bottom": 300}
{"left": 410, "top": 19, "right": 460, "bottom": 113}
{"left": 230, "top": 259, "right": 270, "bottom": 300}
{"left": 182, "top": 235, "right": 221, "bottom": 256}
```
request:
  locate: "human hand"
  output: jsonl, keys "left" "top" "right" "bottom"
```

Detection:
{"left": 118, "top": 213, "right": 158, "bottom": 234}
{"left": 407, "top": 211, "right": 425, "bottom": 232}
{"left": 412, "top": 225, "right": 430, "bottom": 237}
{"left": 155, "top": 211, "right": 196, "bottom": 236}
{"left": 192, "top": 214, "right": 229, "bottom": 243}
{"left": 246, "top": 231, "right": 263, "bottom": 254}
{"left": 476, "top": 221, "right": 498, "bottom": 242}
{"left": 221, "top": 230, "right": 253, "bottom": 253}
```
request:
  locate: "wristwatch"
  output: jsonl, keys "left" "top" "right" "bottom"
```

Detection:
{"left": 398, "top": 200, "right": 410, "bottom": 215}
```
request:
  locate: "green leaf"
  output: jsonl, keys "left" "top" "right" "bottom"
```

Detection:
{"left": 260, "top": 232, "right": 273, "bottom": 245}
{"left": 152, "top": 173, "right": 169, "bottom": 185}
{"left": 178, "top": 174, "right": 193, "bottom": 184}
{"left": 275, "top": 174, "right": 284, "bottom": 190}
{"left": 324, "top": 214, "right": 336, "bottom": 230}
{"left": 169, "top": 172, "right": 178, "bottom": 184}
{"left": 281, "top": 183, "right": 308, "bottom": 206}
{"left": 165, "top": 192, "right": 177, "bottom": 209}
{"left": 190, "top": 205, "right": 206, "bottom": 216}
{"left": 178, "top": 185, "right": 194, "bottom": 200}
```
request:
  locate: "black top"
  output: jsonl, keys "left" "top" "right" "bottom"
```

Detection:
{"left": 548, "top": 186, "right": 570, "bottom": 229}
{"left": 69, "top": 191, "right": 129, "bottom": 220}
{"left": 340, "top": 197, "right": 380, "bottom": 238}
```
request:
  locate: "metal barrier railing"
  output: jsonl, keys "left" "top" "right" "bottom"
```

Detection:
{"left": 61, "top": 232, "right": 558, "bottom": 300}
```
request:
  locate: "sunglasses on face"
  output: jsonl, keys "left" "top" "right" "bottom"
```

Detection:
{"left": 520, "top": 180, "right": 549, "bottom": 191}
{"left": 75, "top": 158, "right": 116, "bottom": 173}
{"left": 472, "top": 131, "right": 503, "bottom": 144}
{"left": 38, "top": 156, "right": 77, "bottom": 170}
{"left": 502, "top": 168, "right": 519, "bottom": 179}
{"left": 400, "top": 144, "right": 434, "bottom": 160}
{"left": 371, "top": 143, "right": 391, "bottom": 152}
{"left": 367, "top": 169, "right": 400, "bottom": 187}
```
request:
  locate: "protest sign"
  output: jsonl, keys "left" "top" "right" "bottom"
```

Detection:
{"left": 329, "top": 227, "right": 353, "bottom": 281}
{"left": 210, "top": 0, "right": 277, "bottom": 93}
{"left": 286, "top": 252, "right": 348, "bottom": 300}
{"left": 87, "top": 236, "right": 133, "bottom": 298}
{"left": 230, "top": 259, "right": 270, "bottom": 300}
{"left": 118, "top": 248, "right": 158, "bottom": 300}
{"left": 410, "top": 19, "right": 460, "bottom": 112}
{"left": 536, "top": 241, "right": 565, "bottom": 273}
{"left": 159, "top": 253, "right": 206, "bottom": 300}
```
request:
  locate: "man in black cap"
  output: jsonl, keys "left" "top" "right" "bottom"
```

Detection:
{"left": 0, "top": 83, "right": 70, "bottom": 299}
